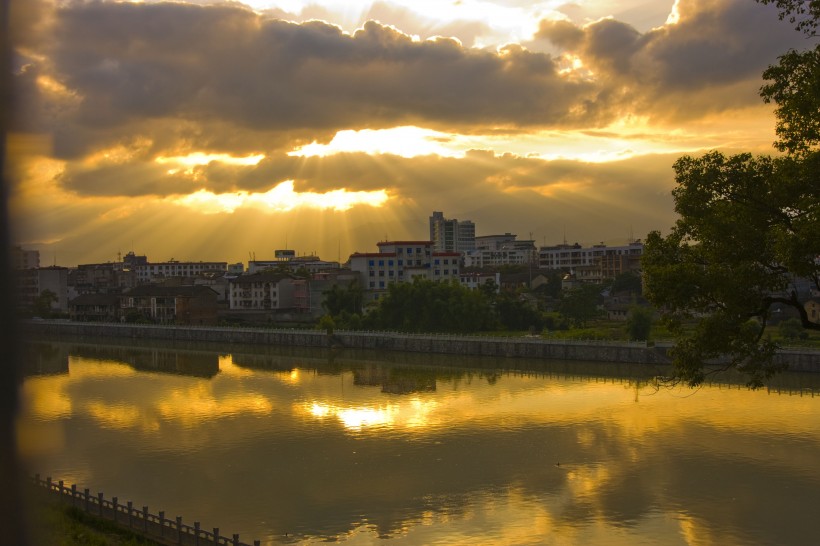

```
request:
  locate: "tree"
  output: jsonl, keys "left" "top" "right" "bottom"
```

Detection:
{"left": 609, "top": 271, "right": 642, "bottom": 295}
{"left": 759, "top": 0, "right": 820, "bottom": 154}
{"left": 558, "top": 284, "right": 602, "bottom": 328}
{"left": 322, "top": 279, "right": 363, "bottom": 316}
{"left": 643, "top": 152, "right": 819, "bottom": 386}
{"left": 625, "top": 305, "right": 653, "bottom": 342}
{"left": 643, "top": 1, "right": 820, "bottom": 386}
{"left": 364, "top": 279, "right": 493, "bottom": 333}
{"left": 32, "top": 289, "right": 57, "bottom": 318}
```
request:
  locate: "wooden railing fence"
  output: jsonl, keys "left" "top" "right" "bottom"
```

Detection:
{"left": 31, "top": 474, "right": 261, "bottom": 546}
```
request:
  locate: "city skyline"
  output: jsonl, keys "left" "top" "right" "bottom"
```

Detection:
{"left": 8, "top": 0, "right": 804, "bottom": 267}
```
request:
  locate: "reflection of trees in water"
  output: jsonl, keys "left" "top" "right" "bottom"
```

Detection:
{"left": 24, "top": 335, "right": 820, "bottom": 393}
{"left": 22, "top": 341, "right": 219, "bottom": 378}
{"left": 20, "top": 342, "right": 69, "bottom": 377}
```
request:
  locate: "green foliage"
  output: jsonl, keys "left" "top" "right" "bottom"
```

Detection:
{"left": 759, "top": 1, "right": 820, "bottom": 38}
{"left": 364, "top": 279, "right": 494, "bottom": 333}
{"left": 779, "top": 317, "right": 809, "bottom": 340}
{"left": 610, "top": 271, "right": 642, "bottom": 295}
{"left": 318, "top": 314, "right": 335, "bottom": 334}
{"left": 33, "top": 289, "right": 58, "bottom": 318}
{"left": 495, "top": 293, "right": 543, "bottom": 332}
{"left": 558, "top": 284, "right": 602, "bottom": 328}
{"left": 761, "top": 45, "right": 820, "bottom": 155}
{"left": 643, "top": 151, "right": 818, "bottom": 386}
{"left": 27, "top": 496, "right": 161, "bottom": 545}
{"left": 625, "top": 305, "right": 652, "bottom": 341}
{"left": 322, "top": 279, "right": 363, "bottom": 316}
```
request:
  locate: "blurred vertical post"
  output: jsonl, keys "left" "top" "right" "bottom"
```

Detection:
{"left": 0, "top": 0, "right": 26, "bottom": 543}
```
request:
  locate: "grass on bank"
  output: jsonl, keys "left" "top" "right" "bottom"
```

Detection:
{"left": 24, "top": 491, "right": 162, "bottom": 546}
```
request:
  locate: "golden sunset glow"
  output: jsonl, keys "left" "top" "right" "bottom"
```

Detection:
{"left": 169, "top": 181, "right": 390, "bottom": 214}
{"left": 289, "top": 127, "right": 458, "bottom": 158}
{"left": 9, "top": 0, "right": 801, "bottom": 265}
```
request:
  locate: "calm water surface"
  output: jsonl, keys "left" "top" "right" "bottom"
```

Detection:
{"left": 16, "top": 340, "right": 820, "bottom": 545}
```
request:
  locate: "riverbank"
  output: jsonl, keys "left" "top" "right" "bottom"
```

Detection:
{"left": 20, "top": 320, "right": 820, "bottom": 372}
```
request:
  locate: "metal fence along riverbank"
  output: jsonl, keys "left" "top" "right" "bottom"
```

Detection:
{"left": 31, "top": 474, "right": 261, "bottom": 546}
{"left": 22, "top": 320, "right": 820, "bottom": 372}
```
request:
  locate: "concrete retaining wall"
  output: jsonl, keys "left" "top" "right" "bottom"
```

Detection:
{"left": 21, "top": 321, "right": 820, "bottom": 371}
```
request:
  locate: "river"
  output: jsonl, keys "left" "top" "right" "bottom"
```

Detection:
{"left": 15, "top": 339, "right": 820, "bottom": 545}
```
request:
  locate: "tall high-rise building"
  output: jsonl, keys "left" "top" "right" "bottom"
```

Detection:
{"left": 429, "top": 211, "right": 475, "bottom": 253}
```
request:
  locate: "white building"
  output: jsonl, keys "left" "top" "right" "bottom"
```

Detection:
{"left": 429, "top": 211, "right": 475, "bottom": 253}
{"left": 228, "top": 273, "right": 295, "bottom": 310}
{"left": 348, "top": 241, "right": 461, "bottom": 301}
{"left": 538, "top": 241, "right": 643, "bottom": 273}
{"left": 464, "top": 234, "right": 536, "bottom": 268}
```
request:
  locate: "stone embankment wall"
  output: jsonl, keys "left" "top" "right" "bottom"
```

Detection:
{"left": 22, "top": 321, "right": 820, "bottom": 371}
{"left": 24, "top": 321, "right": 666, "bottom": 364}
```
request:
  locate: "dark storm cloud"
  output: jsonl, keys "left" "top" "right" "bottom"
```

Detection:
{"left": 537, "top": 0, "right": 804, "bottom": 120}
{"left": 28, "top": 0, "right": 597, "bottom": 161}
{"left": 11, "top": 0, "right": 804, "bottom": 222}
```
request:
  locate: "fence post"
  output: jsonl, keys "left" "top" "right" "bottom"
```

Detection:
{"left": 46, "top": 476, "right": 52, "bottom": 492}
{"left": 213, "top": 528, "right": 219, "bottom": 545}
{"left": 127, "top": 501, "right": 133, "bottom": 528}
{"left": 98, "top": 492, "right": 104, "bottom": 516}
{"left": 159, "top": 511, "right": 165, "bottom": 538}
{"left": 143, "top": 506, "right": 148, "bottom": 533}
{"left": 58, "top": 480, "right": 64, "bottom": 499}
{"left": 254, "top": 541, "right": 261, "bottom": 546}
{"left": 233, "top": 534, "right": 240, "bottom": 546}
{"left": 176, "top": 516, "right": 183, "bottom": 544}
{"left": 84, "top": 488, "right": 90, "bottom": 513}
{"left": 112, "top": 497, "right": 118, "bottom": 523}
{"left": 194, "top": 521, "right": 200, "bottom": 546}
{"left": 71, "top": 484, "right": 77, "bottom": 507}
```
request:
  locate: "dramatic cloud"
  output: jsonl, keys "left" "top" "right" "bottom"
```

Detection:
{"left": 7, "top": 0, "right": 807, "bottom": 265}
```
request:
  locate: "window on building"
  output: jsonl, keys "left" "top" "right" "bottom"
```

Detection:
{"left": 407, "top": 248, "right": 413, "bottom": 254}
{"left": 434, "top": 259, "right": 440, "bottom": 265}
{"left": 378, "top": 260, "right": 384, "bottom": 266}
{"left": 379, "top": 271, "right": 384, "bottom": 277}
{"left": 369, "top": 281, "right": 375, "bottom": 288}
{"left": 379, "top": 281, "right": 385, "bottom": 288}
{"left": 369, "top": 260, "right": 375, "bottom": 266}
{"left": 369, "top": 271, "right": 374, "bottom": 277}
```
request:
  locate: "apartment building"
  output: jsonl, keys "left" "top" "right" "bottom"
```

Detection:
{"left": 348, "top": 241, "right": 461, "bottom": 301}
{"left": 121, "top": 285, "right": 219, "bottom": 324}
{"left": 135, "top": 260, "right": 228, "bottom": 283}
{"left": 429, "top": 211, "right": 476, "bottom": 253}
{"left": 538, "top": 240, "right": 644, "bottom": 282}
{"left": 12, "top": 246, "right": 40, "bottom": 270}
{"left": 464, "top": 234, "right": 537, "bottom": 268}
{"left": 17, "top": 266, "right": 70, "bottom": 314}
{"left": 228, "top": 272, "right": 295, "bottom": 310}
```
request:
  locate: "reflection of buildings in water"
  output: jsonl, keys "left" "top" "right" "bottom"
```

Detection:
{"left": 39, "top": 343, "right": 221, "bottom": 378}
{"left": 129, "top": 350, "right": 219, "bottom": 378}
{"left": 21, "top": 342, "right": 69, "bottom": 377}
{"left": 353, "top": 364, "right": 437, "bottom": 394}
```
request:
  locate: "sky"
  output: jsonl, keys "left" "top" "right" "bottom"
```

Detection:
{"left": 6, "top": 0, "right": 808, "bottom": 266}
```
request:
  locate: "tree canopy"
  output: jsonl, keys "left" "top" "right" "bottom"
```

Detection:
{"left": 643, "top": 1, "right": 820, "bottom": 387}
